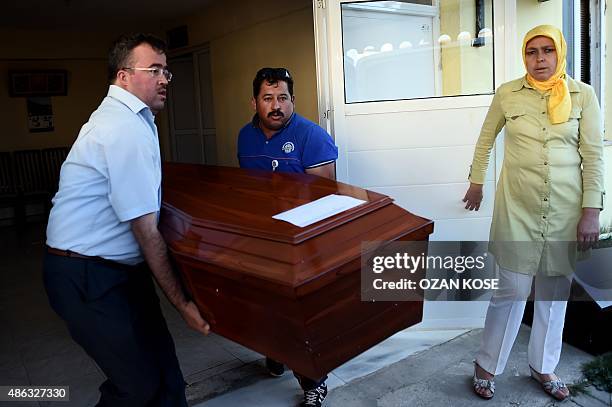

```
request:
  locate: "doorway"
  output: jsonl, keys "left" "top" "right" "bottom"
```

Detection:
{"left": 314, "top": 0, "right": 506, "bottom": 328}
{"left": 167, "top": 46, "right": 217, "bottom": 164}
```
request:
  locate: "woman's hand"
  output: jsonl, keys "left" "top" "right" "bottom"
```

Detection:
{"left": 463, "top": 183, "right": 484, "bottom": 211}
{"left": 577, "top": 208, "right": 600, "bottom": 251}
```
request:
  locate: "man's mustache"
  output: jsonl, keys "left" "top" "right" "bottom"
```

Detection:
{"left": 268, "top": 110, "right": 284, "bottom": 118}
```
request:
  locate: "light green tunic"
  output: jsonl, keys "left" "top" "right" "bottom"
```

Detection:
{"left": 469, "top": 76, "right": 605, "bottom": 275}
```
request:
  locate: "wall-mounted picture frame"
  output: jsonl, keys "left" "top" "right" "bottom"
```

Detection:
{"left": 9, "top": 70, "right": 68, "bottom": 97}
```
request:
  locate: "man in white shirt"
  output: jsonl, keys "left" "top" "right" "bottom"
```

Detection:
{"left": 44, "top": 33, "right": 209, "bottom": 407}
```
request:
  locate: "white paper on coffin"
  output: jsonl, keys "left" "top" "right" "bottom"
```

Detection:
{"left": 272, "top": 194, "right": 366, "bottom": 228}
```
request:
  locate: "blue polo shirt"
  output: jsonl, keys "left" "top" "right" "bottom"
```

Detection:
{"left": 46, "top": 85, "right": 161, "bottom": 264}
{"left": 237, "top": 113, "right": 338, "bottom": 173}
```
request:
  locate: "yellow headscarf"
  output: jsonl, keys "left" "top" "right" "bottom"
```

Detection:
{"left": 522, "top": 25, "right": 571, "bottom": 124}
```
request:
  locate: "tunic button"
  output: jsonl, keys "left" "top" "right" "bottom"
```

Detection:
{"left": 541, "top": 111, "right": 546, "bottom": 114}
{"left": 543, "top": 216, "right": 547, "bottom": 219}
{"left": 544, "top": 198, "right": 548, "bottom": 201}
{"left": 542, "top": 127, "right": 546, "bottom": 131}
{"left": 544, "top": 162, "right": 548, "bottom": 165}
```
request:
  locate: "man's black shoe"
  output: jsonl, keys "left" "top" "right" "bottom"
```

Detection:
{"left": 265, "top": 357, "right": 285, "bottom": 377}
{"left": 300, "top": 382, "right": 327, "bottom": 407}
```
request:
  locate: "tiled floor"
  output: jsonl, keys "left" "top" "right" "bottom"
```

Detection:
{"left": 0, "top": 223, "right": 467, "bottom": 406}
{"left": 192, "top": 329, "right": 468, "bottom": 407}
{"left": 0, "top": 223, "right": 265, "bottom": 406}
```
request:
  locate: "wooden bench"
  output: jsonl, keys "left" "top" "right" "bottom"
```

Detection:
{"left": 0, "top": 151, "right": 21, "bottom": 224}
{"left": 41, "top": 147, "right": 69, "bottom": 196}
{"left": 0, "top": 147, "right": 69, "bottom": 225}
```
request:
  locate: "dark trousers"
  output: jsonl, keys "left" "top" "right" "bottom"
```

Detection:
{"left": 43, "top": 253, "right": 187, "bottom": 407}
{"left": 266, "top": 357, "right": 327, "bottom": 390}
{"left": 294, "top": 372, "right": 327, "bottom": 391}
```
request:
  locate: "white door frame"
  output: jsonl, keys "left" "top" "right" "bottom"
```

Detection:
{"left": 313, "top": 0, "right": 517, "bottom": 329}
{"left": 314, "top": 0, "right": 515, "bottom": 184}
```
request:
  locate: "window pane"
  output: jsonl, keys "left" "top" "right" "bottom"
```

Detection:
{"left": 341, "top": 0, "right": 494, "bottom": 103}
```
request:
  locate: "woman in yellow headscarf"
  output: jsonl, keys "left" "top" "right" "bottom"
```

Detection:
{"left": 463, "top": 25, "right": 604, "bottom": 400}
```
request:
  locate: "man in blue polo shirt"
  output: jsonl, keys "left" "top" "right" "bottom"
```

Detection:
{"left": 44, "top": 34, "right": 209, "bottom": 406}
{"left": 238, "top": 67, "right": 337, "bottom": 179}
{"left": 237, "top": 67, "right": 338, "bottom": 407}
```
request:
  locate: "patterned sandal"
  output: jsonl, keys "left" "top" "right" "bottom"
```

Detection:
{"left": 473, "top": 363, "right": 495, "bottom": 399}
{"left": 530, "top": 367, "right": 570, "bottom": 401}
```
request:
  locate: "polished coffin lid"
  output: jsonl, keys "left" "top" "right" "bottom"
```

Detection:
{"left": 160, "top": 163, "right": 433, "bottom": 297}
{"left": 159, "top": 163, "right": 434, "bottom": 378}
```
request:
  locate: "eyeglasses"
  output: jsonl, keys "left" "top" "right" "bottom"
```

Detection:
{"left": 256, "top": 67, "right": 292, "bottom": 81}
{"left": 122, "top": 67, "right": 173, "bottom": 82}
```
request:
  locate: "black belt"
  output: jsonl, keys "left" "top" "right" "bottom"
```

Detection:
{"left": 46, "top": 246, "right": 145, "bottom": 271}
{"left": 47, "top": 246, "right": 106, "bottom": 261}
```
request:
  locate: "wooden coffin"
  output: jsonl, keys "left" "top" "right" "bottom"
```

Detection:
{"left": 160, "top": 163, "right": 434, "bottom": 379}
